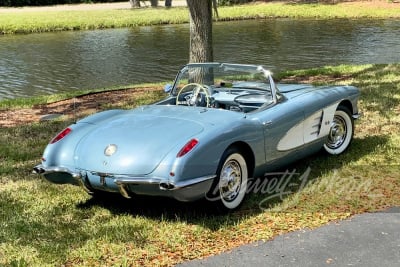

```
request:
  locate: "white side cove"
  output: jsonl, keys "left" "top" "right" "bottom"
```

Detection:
{"left": 277, "top": 102, "right": 339, "bottom": 151}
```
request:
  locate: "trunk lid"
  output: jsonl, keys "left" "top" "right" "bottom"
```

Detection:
{"left": 74, "top": 106, "right": 205, "bottom": 175}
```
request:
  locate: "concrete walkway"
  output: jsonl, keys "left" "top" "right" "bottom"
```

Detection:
{"left": 178, "top": 207, "right": 400, "bottom": 267}
{"left": 0, "top": 1, "right": 187, "bottom": 13}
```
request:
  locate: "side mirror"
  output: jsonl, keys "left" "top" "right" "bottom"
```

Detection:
{"left": 164, "top": 84, "right": 173, "bottom": 93}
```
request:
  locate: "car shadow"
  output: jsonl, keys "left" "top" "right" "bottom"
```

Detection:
{"left": 76, "top": 134, "right": 389, "bottom": 229}
{"left": 77, "top": 192, "right": 236, "bottom": 230}
{"left": 245, "top": 134, "right": 391, "bottom": 211}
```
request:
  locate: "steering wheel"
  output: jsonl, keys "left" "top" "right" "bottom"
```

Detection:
{"left": 176, "top": 83, "right": 211, "bottom": 107}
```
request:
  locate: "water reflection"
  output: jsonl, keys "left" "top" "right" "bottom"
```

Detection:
{"left": 0, "top": 19, "right": 399, "bottom": 99}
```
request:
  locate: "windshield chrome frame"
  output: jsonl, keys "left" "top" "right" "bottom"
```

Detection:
{"left": 170, "top": 62, "right": 278, "bottom": 104}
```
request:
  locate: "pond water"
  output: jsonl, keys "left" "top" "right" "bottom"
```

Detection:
{"left": 0, "top": 19, "right": 399, "bottom": 99}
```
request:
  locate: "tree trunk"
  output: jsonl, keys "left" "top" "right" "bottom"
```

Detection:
{"left": 129, "top": 0, "right": 140, "bottom": 8}
{"left": 187, "top": 0, "right": 213, "bottom": 63}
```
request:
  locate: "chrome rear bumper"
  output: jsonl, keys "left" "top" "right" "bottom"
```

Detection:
{"left": 33, "top": 164, "right": 215, "bottom": 201}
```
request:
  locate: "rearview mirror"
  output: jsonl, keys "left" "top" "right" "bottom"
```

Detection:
{"left": 164, "top": 84, "right": 173, "bottom": 93}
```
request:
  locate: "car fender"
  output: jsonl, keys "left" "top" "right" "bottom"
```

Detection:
{"left": 152, "top": 117, "right": 264, "bottom": 186}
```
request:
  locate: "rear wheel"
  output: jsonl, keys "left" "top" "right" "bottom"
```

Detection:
{"left": 323, "top": 106, "right": 354, "bottom": 155}
{"left": 208, "top": 147, "right": 248, "bottom": 210}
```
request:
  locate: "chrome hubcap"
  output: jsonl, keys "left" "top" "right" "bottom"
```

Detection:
{"left": 219, "top": 160, "right": 242, "bottom": 202}
{"left": 326, "top": 115, "right": 347, "bottom": 149}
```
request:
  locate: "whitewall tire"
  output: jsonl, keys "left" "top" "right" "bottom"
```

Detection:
{"left": 209, "top": 147, "right": 248, "bottom": 210}
{"left": 323, "top": 106, "right": 354, "bottom": 155}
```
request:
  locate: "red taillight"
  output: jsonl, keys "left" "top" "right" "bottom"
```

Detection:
{"left": 177, "top": 139, "right": 198, "bottom": 158}
{"left": 50, "top": 127, "right": 72, "bottom": 144}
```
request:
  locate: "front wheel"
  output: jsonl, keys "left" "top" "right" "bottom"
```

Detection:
{"left": 323, "top": 106, "right": 354, "bottom": 155}
{"left": 207, "top": 148, "right": 248, "bottom": 210}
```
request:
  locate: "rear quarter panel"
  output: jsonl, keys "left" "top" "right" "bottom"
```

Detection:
{"left": 156, "top": 112, "right": 265, "bottom": 184}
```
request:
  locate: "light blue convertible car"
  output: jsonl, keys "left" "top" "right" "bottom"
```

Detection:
{"left": 34, "top": 63, "right": 360, "bottom": 210}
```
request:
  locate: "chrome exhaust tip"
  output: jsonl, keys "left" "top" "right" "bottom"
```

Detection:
{"left": 159, "top": 182, "right": 175, "bottom": 190}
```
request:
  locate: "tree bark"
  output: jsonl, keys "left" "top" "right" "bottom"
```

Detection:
{"left": 187, "top": 0, "right": 213, "bottom": 63}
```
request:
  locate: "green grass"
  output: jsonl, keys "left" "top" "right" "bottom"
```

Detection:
{"left": 220, "top": 2, "right": 400, "bottom": 20}
{"left": 0, "top": 8, "right": 189, "bottom": 34}
{"left": 0, "top": 64, "right": 399, "bottom": 266}
{"left": 1, "top": 2, "right": 400, "bottom": 34}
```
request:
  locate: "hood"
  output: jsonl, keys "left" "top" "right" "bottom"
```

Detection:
{"left": 74, "top": 106, "right": 206, "bottom": 175}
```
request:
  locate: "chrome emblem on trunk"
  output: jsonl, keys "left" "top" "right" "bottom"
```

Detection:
{"left": 104, "top": 144, "right": 117, "bottom": 156}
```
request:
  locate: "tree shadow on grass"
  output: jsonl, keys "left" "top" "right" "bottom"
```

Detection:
{"left": 0, "top": 191, "right": 151, "bottom": 266}
{"left": 278, "top": 63, "right": 400, "bottom": 118}
{"left": 76, "top": 134, "right": 390, "bottom": 229}
{"left": 2, "top": 135, "right": 387, "bottom": 267}
{"left": 351, "top": 64, "right": 400, "bottom": 118}
{"left": 246, "top": 134, "right": 392, "bottom": 211}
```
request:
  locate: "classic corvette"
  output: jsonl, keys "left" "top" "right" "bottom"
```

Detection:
{"left": 34, "top": 63, "right": 360, "bottom": 210}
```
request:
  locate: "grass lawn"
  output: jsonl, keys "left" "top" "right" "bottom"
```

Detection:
{"left": 0, "top": 64, "right": 399, "bottom": 266}
{"left": 1, "top": 2, "right": 400, "bottom": 34}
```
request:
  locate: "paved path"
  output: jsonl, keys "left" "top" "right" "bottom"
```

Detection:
{"left": 178, "top": 207, "right": 400, "bottom": 267}
{"left": 0, "top": 1, "right": 186, "bottom": 13}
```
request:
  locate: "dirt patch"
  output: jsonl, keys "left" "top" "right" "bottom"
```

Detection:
{"left": 0, "top": 75, "right": 349, "bottom": 128}
{"left": 0, "top": 87, "right": 162, "bottom": 128}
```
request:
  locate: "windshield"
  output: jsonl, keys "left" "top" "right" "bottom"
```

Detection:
{"left": 173, "top": 63, "right": 272, "bottom": 94}
{"left": 170, "top": 63, "right": 277, "bottom": 113}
